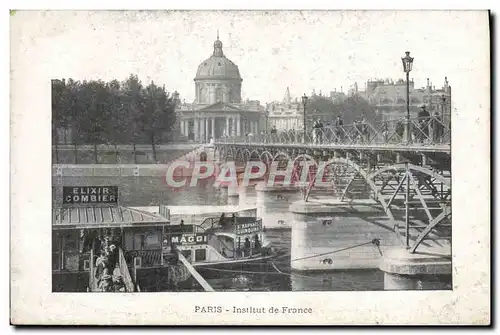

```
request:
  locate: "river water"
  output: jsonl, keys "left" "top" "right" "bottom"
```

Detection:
{"left": 54, "top": 176, "right": 385, "bottom": 291}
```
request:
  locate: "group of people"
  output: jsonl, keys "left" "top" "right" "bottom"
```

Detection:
{"left": 94, "top": 242, "right": 125, "bottom": 292}
{"left": 393, "top": 105, "right": 446, "bottom": 143}
{"left": 216, "top": 213, "right": 262, "bottom": 258}
{"left": 312, "top": 119, "right": 325, "bottom": 144}
{"left": 415, "top": 106, "right": 446, "bottom": 143}
{"left": 233, "top": 234, "right": 261, "bottom": 258}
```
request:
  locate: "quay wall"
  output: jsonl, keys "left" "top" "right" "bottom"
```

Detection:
{"left": 53, "top": 164, "right": 173, "bottom": 178}
{"left": 52, "top": 145, "right": 197, "bottom": 165}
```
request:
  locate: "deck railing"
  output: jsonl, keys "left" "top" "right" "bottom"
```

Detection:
{"left": 118, "top": 247, "right": 136, "bottom": 292}
{"left": 216, "top": 116, "right": 451, "bottom": 147}
{"left": 125, "top": 249, "right": 163, "bottom": 268}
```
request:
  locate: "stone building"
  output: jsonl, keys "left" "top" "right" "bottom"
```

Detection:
{"left": 177, "top": 34, "right": 264, "bottom": 142}
{"left": 266, "top": 87, "right": 304, "bottom": 131}
{"left": 349, "top": 77, "right": 452, "bottom": 124}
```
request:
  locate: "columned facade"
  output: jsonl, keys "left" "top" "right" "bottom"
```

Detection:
{"left": 175, "top": 33, "right": 264, "bottom": 142}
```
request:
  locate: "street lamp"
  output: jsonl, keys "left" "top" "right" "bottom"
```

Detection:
{"left": 401, "top": 51, "right": 414, "bottom": 144}
{"left": 401, "top": 51, "right": 414, "bottom": 250}
{"left": 302, "top": 93, "right": 308, "bottom": 143}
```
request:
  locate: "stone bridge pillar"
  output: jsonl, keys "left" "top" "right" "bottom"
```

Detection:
{"left": 239, "top": 183, "right": 257, "bottom": 207}
{"left": 289, "top": 199, "right": 400, "bottom": 271}
{"left": 379, "top": 247, "right": 452, "bottom": 290}
{"left": 255, "top": 182, "right": 302, "bottom": 229}
{"left": 227, "top": 184, "right": 239, "bottom": 206}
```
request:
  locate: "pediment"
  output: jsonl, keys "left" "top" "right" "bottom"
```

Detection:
{"left": 197, "top": 102, "right": 241, "bottom": 112}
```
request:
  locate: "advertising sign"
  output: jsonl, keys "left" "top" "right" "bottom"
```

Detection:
{"left": 63, "top": 186, "right": 118, "bottom": 205}
{"left": 170, "top": 233, "right": 208, "bottom": 245}
{"left": 235, "top": 220, "right": 262, "bottom": 236}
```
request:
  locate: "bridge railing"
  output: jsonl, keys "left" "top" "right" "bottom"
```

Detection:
{"left": 217, "top": 116, "right": 451, "bottom": 146}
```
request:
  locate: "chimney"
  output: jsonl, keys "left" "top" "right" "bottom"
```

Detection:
{"left": 426, "top": 78, "right": 430, "bottom": 88}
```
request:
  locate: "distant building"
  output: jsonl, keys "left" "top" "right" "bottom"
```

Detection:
{"left": 265, "top": 87, "right": 351, "bottom": 131}
{"left": 329, "top": 88, "right": 347, "bottom": 104}
{"left": 349, "top": 77, "right": 452, "bottom": 124}
{"left": 266, "top": 87, "right": 303, "bottom": 131}
{"left": 176, "top": 33, "right": 264, "bottom": 141}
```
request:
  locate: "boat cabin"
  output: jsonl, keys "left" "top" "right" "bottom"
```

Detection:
{"left": 159, "top": 206, "right": 268, "bottom": 266}
{"left": 52, "top": 205, "right": 170, "bottom": 292}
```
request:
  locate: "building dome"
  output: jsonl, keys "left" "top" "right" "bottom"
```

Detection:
{"left": 195, "top": 37, "right": 242, "bottom": 81}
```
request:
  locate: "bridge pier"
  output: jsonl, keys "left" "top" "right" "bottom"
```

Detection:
{"left": 227, "top": 184, "right": 239, "bottom": 206}
{"left": 239, "top": 183, "right": 257, "bottom": 207}
{"left": 289, "top": 199, "right": 401, "bottom": 271}
{"left": 255, "top": 182, "right": 302, "bottom": 229}
{"left": 379, "top": 247, "right": 452, "bottom": 290}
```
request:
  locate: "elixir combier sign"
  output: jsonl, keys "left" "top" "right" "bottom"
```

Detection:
{"left": 63, "top": 186, "right": 118, "bottom": 205}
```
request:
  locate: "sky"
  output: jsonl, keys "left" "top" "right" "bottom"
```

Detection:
{"left": 12, "top": 10, "right": 489, "bottom": 108}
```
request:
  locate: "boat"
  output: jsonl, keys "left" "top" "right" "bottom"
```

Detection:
{"left": 137, "top": 205, "right": 282, "bottom": 274}
{"left": 52, "top": 188, "right": 281, "bottom": 293}
{"left": 52, "top": 201, "right": 191, "bottom": 293}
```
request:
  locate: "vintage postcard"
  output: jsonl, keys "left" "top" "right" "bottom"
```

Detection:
{"left": 10, "top": 9, "right": 490, "bottom": 325}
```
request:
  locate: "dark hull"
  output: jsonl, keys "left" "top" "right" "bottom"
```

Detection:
{"left": 191, "top": 252, "right": 287, "bottom": 281}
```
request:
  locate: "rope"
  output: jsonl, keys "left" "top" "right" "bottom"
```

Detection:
{"left": 197, "top": 265, "right": 323, "bottom": 280}
{"left": 290, "top": 239, "right": 381, "bottom": 262}
{"left": 197, "top": 266, "right": 283, "bottom": 276}
{"left": 271, "top": 262, "right": 318, "bottom": 279}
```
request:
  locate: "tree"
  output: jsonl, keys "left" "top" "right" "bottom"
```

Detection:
{"left": 305, "top": 95, "right": 379, "bottom": 126}
{"left": 51, "top": 74, "right": 179, "bottom": 164}
{"left": 139, "top": 81, "right": 177, "bottom": 162}
{"left": 51, "top": 79, "right": 66, "bottom": 163}
{"left": 121, "top": 74, "right": 145, "bottom": 163}
{"left": 341, "top": 95, "right": 380, "bottom": 125}
{"left": 72, "top": 80, "right": 114, "bottom": 163}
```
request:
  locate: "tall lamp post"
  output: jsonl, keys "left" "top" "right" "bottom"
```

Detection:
{"left": 302, "top": 93, "right": 308, "bottom": 143}
{"left": 401, "top": 51, "right": 414, "bottom": 144}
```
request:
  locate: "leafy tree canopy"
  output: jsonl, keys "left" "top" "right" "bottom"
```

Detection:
{"left": 51, "top": 75, "right": 177, "bottom": 145}
{"left": 306, "top": 94, "right": 381, "bottom": 126}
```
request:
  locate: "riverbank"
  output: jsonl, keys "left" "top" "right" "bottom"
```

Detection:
{"left": 52, "top": 143, "right": 204, "bottom": 164}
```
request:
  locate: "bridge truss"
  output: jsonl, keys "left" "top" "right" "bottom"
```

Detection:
{"left": 213, "top": 117, "right": 451, "bottom": 254}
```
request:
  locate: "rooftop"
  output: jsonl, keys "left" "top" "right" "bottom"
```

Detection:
{"left": 52, "top": 206, "right": 169, "bottom": 230}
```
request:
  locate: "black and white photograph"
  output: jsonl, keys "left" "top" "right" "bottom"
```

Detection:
{"left": 49, "top": 10, "right": 455, "bottom": 293}
{"left": 10, "top": 8, "right": 490, "bottom": 325}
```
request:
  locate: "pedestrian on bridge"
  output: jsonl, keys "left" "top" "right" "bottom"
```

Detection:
{"left": 432, "top": 111, "right": 444, "bottom": 143}
{"left": 418, "top": 105, "right": 431, "bottom": 143}
{"left": 335, "top": 115, "right": 344, "bottom": 142}
{"left": 382, "top": 121, "right": 389, "bottom": 143}
{"left": 290, "top": 128, "right": 296, "bottom": 143}
{"left": 360, "top": 116, "right": 369, "bottom": 143}
{"left": 313, "top": 119, "right": 323, "bottom": 144}
{"left": 354, "top": 120, "right": 363, "bottom": 143}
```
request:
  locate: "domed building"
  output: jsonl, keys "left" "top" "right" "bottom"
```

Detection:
{"left": 177, "top": 33, "right": 264, "bottom": 142}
